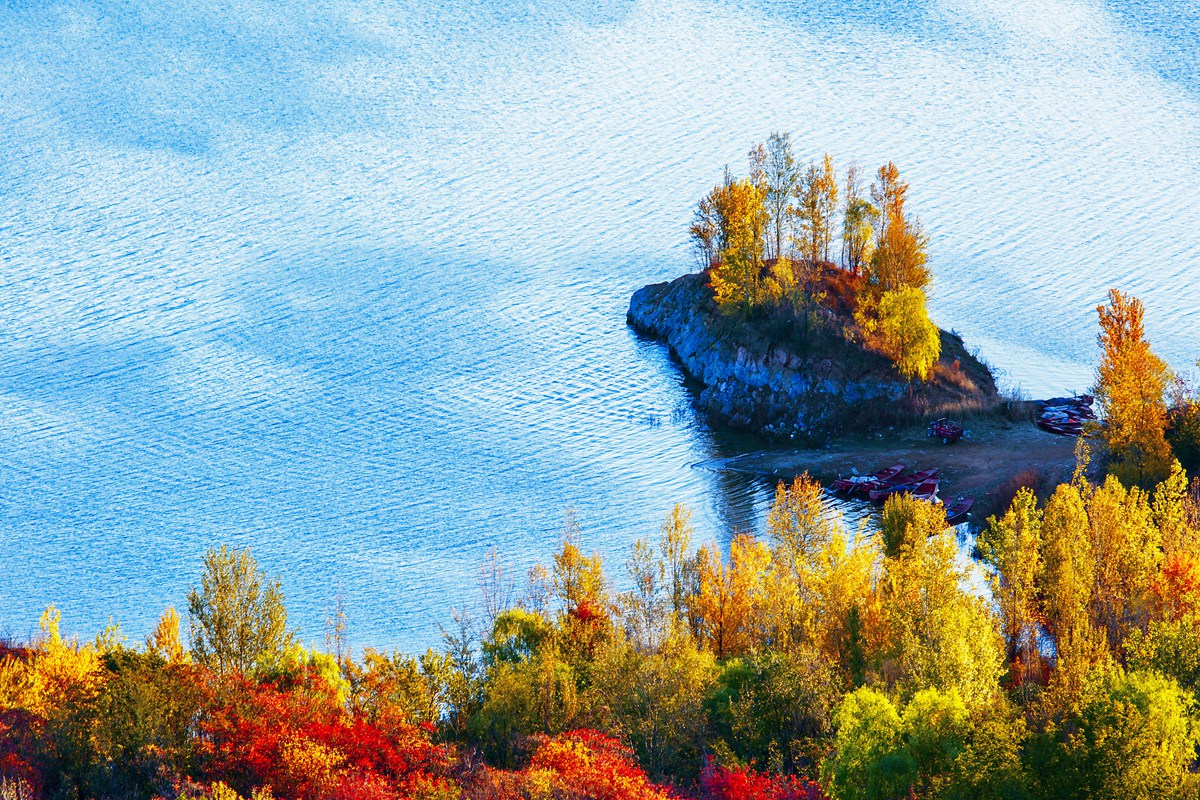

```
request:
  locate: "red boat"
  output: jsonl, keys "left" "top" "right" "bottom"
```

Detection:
{"left": 910, "top": 477, "right": 940, "bottom": 503}
{"left": 832, "top": 463, "right": 905, "bottom": 496}
{"left": 942, "top": 496, "right": 974, "bottom": 525}
{"left": 869, "top": 468, "right": 938, "bottom": 503}
{"left": 928, "top": 418, "right": 965, "bottom": 444}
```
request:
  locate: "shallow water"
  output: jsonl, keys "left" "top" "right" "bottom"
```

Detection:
{"left": 0, "top": 0, "right": 1196, "bottom": 651}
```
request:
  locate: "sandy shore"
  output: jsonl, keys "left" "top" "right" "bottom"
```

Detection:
{"left": 698, "top": 414, "right": 1080, "bottom": 517}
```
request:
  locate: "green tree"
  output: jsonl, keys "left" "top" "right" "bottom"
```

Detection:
{"left": 590, "top": 629, "right": 716, "bottom": 780}
{"left": 187, "top": 545, "right": 293, "bottom": 675}
{"left": 1027, "top": 668, "right": 1200, "bottom": 800}
{"left": 822, "top": 687, "right": 910, "bottom": 800}
{"left": 708, "top": 648, "right": 839, "bottom": 776}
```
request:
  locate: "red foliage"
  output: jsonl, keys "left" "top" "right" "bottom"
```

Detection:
{"left": 521, "top": 729, "right": 670, "bottom": 800}
{"left": 197, "top": 669, "right": 455, "bottom": 800}
{"left": 1153, "top": 551, "right": 1200, "bottom": 622}
{"left": 697, "top": 759, "right": 826, "bottom": 800}
{"left": 569, "top": 599, "right": 610, "bottom": 628}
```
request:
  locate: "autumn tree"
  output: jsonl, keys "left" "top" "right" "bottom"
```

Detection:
{"left": 689, "top": 535, "right": 770, "bottom": 659}
{"left": 978, "top": 489, "right": 1043, "bottom": 692}
{"left": 1095, "top": 289, "right": 1173, "bottom": 487}
{"left": 1086, "top": 475, "right": 1161, "bottom": 652}
{"left": 857, "top": 286, "right": 941, "bottom": 382}
{"left": 187, "top": 545, "right": 293, "bottom": 675}
{"left": 146, "top": 607, "right": 189, "bottom": 664}
{"left": 690, "top": 190, "right": 722, "bottom": 269}
{"left": 762, "top": 474, "right": 838, "bottom": 649}
{"left": 1038, "top": 481, "right": 1106, "bottom": 699}
{"left": 620, "top": 539, "right": 667, "bottom": 652}
{"left": 878, "top": 495, "right": 1004, "bottom": 701}
{"left": 659, "top": 503, "right": 695, "bottom": 623}
{"left": 842, "top": 164, "right": 878, "bottom": 274}
{"left": 553, "top": 513, "right": 608, "bottom": 614}
{"left": 793, "top": 153, "right": 838, "bottom": 266}
{"left": 868, "top": 162, "right": 930, "bottom": 293}
{"left": 708, "top": 174, "right": 769, "bottom": 315}
{"left": 763, "top": 132, "right": 800, "bottom": 261}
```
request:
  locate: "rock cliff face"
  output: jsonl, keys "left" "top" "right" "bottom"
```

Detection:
{"left": 628, "top": 272, "right": 997, "bottom": 440}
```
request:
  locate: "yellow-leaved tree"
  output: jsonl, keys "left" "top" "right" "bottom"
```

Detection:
{"left": 706, "top": 175, "right": 768, "bottom": 315}
{"left": 1094, "top": 289, "right": 1172, "bottom": 487}
{"left": 857, "top": 286, "right": 941, "bottom": 382}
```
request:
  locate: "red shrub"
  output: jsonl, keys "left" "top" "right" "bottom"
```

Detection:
{"left": 697, "top": 759, "right": 826, "bottom": 800}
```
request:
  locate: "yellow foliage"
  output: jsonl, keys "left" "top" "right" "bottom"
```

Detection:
{"left": 553, "top": 516, "right": 607, "bottom": 613}
{"left": 709, "top": 177, "right": 768, "bottom": 314}
{"left": 691, "top": 535, "right": 770, "bottom": 659}
{"left": 278, "top": 735, "right": 344, "bottom": 794}
{"left": 1095, "top": 289, "right": 1172, "bottom": 486}
{"left": 18, "top": 606, "right": 102, "bottom": 718}
{"left": 147, "top": 606, "right": 190, "bottom": 664}
{"left": 860, "top": 286, "right": 940, "bottom": 382}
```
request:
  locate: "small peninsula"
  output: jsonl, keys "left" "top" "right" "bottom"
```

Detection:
{"left": 628, "top": 267, "right": 997, "bottom": 441}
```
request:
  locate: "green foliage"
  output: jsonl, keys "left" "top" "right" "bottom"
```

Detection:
{"left": 1125, "top": 617, "right": 1200, "bottom": 700}
{"left": 825, "top": 689, "right": 1029, "bottom": 800}
{"left": 590, "top": 629, "right": 716, "bottom": 780}
{"left": 187, "top": 545, "right": 293, "bottom": 676}
{"left": 707, "top": 648, "right": 840, "bottom": 777}
{"left": 1027, "top": 668, "right": 1200, "bottom": 800}
{"left": 482, "top": 608, "right": 553, "bottom": 668}
{"left": 823, "top": 687, "right": 910, "bottom": 800}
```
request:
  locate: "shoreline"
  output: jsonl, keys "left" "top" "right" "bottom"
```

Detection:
{"left": 696, "top": 411, "right": 1081, "bottom": 523}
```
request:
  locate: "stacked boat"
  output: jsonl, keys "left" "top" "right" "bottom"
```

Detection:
{"left": 831, "top": 463, "right": 905, "bottom": 496}
{"left": 1038, "top": 395, "right": 1096, "bottom": 436}
{"left": 832, "top": 463, "right": 973, "bottom": 525}
{"left": 832, "top": 464, "right": 940, "bottom": 504}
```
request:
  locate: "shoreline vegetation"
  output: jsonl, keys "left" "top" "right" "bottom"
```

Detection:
{"left": 4, "top": 138, "right": 1200, "bottom": 800}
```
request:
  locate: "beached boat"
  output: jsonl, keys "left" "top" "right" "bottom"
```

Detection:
{"left": 868, "top": 468, "right": 938, "bottom": 503}
{"left": 1038, "top": 394, "right": 1095, "bottom": 436}
{"left": 832, "top": 463, "right": 905, "bottom": 495}
{"left": 943, "top": 496, "right": 974, "bottom": 525}
{"left": 910, "top": 477, "right": 940, "bottom": 503}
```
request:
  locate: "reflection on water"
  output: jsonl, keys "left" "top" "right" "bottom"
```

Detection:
{"left": 0, "top": 0, "right": 1196, "bottom": 651}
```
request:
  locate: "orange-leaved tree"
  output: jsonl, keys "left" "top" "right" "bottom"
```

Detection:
{"left": 1094, "top": 289, "right": 1172, "bottom": 487}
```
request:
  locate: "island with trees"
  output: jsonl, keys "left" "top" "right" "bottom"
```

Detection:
{"left": 629, "top": 134, "right": 996, "bottom": 441}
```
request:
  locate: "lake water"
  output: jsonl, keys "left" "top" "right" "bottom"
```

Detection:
{"left": 1, "top": 0, "right": 1197, "bottom": 652}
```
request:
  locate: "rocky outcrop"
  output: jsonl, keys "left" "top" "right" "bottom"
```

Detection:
{"left": 628, "top": 272, "right": 997, "bottom": 440}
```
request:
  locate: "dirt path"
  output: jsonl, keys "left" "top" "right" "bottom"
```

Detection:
{"left": 698, "top": 415, "right": 1080, "bottom": 516}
